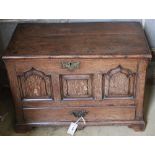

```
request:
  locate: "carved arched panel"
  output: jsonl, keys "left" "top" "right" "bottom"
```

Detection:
{"left": 104, "top": 65, "right": 136, "bottom": 98}
{"left": 18, "top": 68, "right": 52, "bottom": 100}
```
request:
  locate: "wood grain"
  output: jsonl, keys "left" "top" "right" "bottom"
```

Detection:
{"left": 3, "top": 22, "right": 151, "bottom": 59}
{"left": 23, "top": 106, "right": 136, "bottom": 122}
{"left": 18, "top": 68, "right": 52, "bottom": 100}
{"left": 104, "top": 65, "right": 135, "bottom": 98}
{"left": 62, "top": 75, "right": 92, "bottom": 99}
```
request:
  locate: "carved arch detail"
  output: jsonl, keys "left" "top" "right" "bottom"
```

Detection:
{"left": 18, "top": 68, "right": 52, "bottom": 100}
{"left": 104, "top": 65, "right": 136, "bottom": 98}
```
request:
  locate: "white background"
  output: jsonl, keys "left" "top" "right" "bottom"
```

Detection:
{"left": 0, "top": 0, "right": 155, "bottom": 155}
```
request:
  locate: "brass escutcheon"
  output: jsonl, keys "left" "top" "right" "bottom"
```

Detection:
{"left": 71, "top": 110, "right": 88, "bottom": 118}
{"left": 61, "top": 61, "right": 80, "bottom": 71}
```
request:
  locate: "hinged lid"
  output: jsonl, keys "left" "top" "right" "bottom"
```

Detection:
{"left": 3, "top": 22, "right": 152, "bottom": 59}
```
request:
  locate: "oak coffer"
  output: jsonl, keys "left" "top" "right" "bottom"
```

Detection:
{"left": 2, "top": 22, "right": 152, "bottom": 132}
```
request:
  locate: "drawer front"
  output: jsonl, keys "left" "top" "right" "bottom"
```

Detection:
{"left": 15, "top": 58, "right": 138, "bottom": 104}
{"left": 23, "top": 106, "right": 135, "bottom": 123}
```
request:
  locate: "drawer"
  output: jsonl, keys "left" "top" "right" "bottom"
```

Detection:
{"left": 23, "top": 106, "right": 135, "bottom": 123}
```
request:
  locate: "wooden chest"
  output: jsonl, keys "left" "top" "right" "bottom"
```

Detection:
{"left": 2, "top": 22, "right": 152, "bottom": 132}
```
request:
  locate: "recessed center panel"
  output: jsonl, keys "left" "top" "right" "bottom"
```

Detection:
{"left": 61, "top": 75, "right": 93, "bottom": 100}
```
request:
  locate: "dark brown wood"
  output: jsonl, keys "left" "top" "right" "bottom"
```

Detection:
{"left": 128, "top": 123, "right": 145, "bottom": 131}
{"left": 3, "top": 22, "right": 151, "bottom": 59}
{"left": 12, "top": 58, "right": 139, "bottom": 74}
{"left": 18, "top": 68, "right": 52, "bottom": 100}
{"left": 62, "top": 74, "right": 93, "bottom": 99}
{"left": 2, "top": 22, "right": 152, "bottom": 133}
{"left": 15, "top": 124, "right": 33, "bottom": 133}
{"left": 23, "top": 106, "right": 136, "bottom": 123}
{"left": 21, "top": 99, "right": 135, "bottom": 107}
{"left": 104, "top": 65, "right": 136, "bottom": 98}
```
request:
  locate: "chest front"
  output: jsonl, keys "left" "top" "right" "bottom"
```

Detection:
{"left": 3, "top": 22, "right": 151, "bottom": 133}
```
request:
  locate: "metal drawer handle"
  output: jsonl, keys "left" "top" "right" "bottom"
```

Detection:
{"left": 70, "top": 110, "right": 88, "bottom": 118}
{"left": 61, "top": 61, "right": 80, "bottom": 71}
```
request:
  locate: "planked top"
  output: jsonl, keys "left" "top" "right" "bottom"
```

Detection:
{"left": 3, "top": 22, "right": 152, "bottom": 59}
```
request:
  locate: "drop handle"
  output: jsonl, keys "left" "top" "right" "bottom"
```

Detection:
{"left": 70, "top": 110, "right": 88, "bottom": 118}
{"left": 61, "top": 61, "right": 80, "bottom": 71}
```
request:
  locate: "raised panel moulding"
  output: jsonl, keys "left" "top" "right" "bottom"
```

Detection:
{"left": 104, "top": 65, "right": 136, "bottom": 98}
{"left": 18, "top": 68, "right": 52, "bottom": 100}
